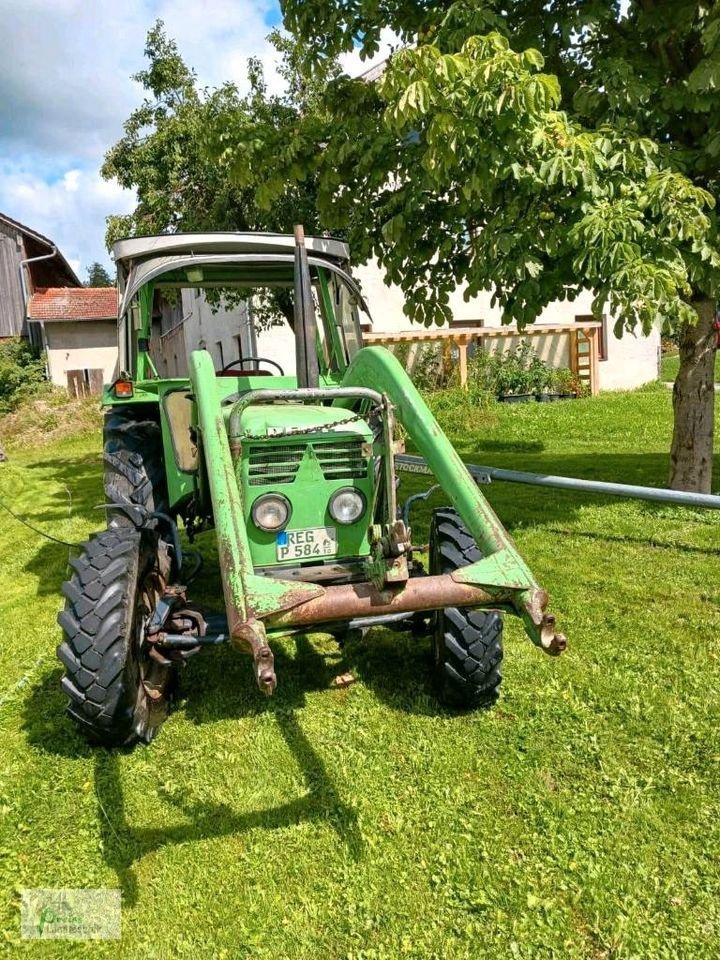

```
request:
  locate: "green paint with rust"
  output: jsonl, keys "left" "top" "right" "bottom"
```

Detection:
{"left": 341, "top": 347, "right": 548, "bottom": 644}
{"left": 232, "top": 404, "right": 374, "bottom": 568}
{"left": 189, "top": 350, "right": 323, "bottom": 624}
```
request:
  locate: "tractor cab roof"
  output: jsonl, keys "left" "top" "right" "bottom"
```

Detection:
{"left": 111, "top": 232, "right": 360, "bottom": 319}
{"left": 112, "top": 232, "right": 349, "bottom": 271}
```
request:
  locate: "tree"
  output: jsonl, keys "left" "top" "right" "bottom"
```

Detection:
{"left": 85, "top": 262, "right": 113, "bottom": 287}
{"left": 221, "top": 0, "right": 718, "bottom": 491}
{"left": 103, "top": 22, "right": 341, "bottom": 327}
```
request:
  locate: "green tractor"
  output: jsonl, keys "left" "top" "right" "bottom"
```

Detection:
{"left": 57, "top": 228, "right": 566, "bottom": 746}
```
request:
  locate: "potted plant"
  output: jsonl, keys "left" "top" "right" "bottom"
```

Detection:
{"left": 544, "top": 367, "right": 581, "bottom": 399}
{"left": 529, "top": 354, "right": 553, "bottom": 400}
{"left": 496, "top": 351, "right": 534, "bottom": 402}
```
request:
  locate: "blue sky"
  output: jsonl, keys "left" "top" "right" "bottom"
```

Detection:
{"left": 0, "top": 0, "right": 387, "bottom": 281}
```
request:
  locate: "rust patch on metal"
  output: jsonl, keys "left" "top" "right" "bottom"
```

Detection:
{"left": 264, "top": 574, "right": 511, "bottom": 628}
{"left": 232, "top": 617, "right": 277, "bottom": 695}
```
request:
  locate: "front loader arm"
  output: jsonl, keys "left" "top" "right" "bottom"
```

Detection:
{"left": 341, "top": 347, "right": 566, "bottom": 654}
{"left": 189, "top": 350, "right": 323, "bottom": 692}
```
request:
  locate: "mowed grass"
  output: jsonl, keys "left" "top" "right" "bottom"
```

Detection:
{"left": 660, "top": 350, "right": 720, "bottom": 382}
{"left": 1, "top": 385, "right": 720, "bottom": 959}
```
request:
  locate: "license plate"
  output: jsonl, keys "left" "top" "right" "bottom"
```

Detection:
{"left": 276, "top": 527, "right": 337, "bottom": 562}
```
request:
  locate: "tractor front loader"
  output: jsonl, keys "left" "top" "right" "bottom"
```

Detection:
{"left": 57, "top": 227, "right": 566, "bottom": 747}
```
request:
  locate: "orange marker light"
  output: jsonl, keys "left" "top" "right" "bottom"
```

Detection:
{"left": 113, "top": 379, "right": 134, "bottom": 398}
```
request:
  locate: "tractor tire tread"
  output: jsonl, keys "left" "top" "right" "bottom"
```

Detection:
{"left": 430, "top": 508, "right": 504, "bottom": 709}
{"left": 57, "top": 527, "right": 169, "bottom": 747}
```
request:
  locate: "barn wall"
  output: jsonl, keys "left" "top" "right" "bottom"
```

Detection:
{"left": 43, "top": 320, "right": 118, "bottom": 387}
{"left": 0, "top": 219, "right": 26, "bottom": 338}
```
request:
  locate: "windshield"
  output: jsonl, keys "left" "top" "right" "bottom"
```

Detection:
{"left": 118, "top": 257, "right": 370, "bottom": 380}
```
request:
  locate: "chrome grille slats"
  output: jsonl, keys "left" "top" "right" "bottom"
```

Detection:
{"left": 246, "top": 437, "right": 368, "bottom": 485}
{"left": 247, "top": 443, "right": 305, "bottom": 485}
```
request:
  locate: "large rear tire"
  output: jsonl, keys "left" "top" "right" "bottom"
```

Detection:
{"left": 57, "top": 527, "right": 176, "bottom": 747}
{"left": 429, "top": 508, "right": 503, "bottom": 709}
{"left": 103, "top": 410, "right": 168, "bottom": 526}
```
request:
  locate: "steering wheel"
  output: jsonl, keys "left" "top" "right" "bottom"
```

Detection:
{"left": 217, "top": 357, "right": 285, "bottom": 377}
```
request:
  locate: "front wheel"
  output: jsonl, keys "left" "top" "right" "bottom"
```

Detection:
{"left": 429, "top": 508, "right": 504, "bottom": 709}
{"left": 57, "top": 527, "right": 177, "bottom": 747}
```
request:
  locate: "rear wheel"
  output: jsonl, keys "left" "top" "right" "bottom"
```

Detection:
{"left": 429, "top": 508, "right": 503, "bottom": 708}
{"left": 103, "top": 410, "right": 167, "bottom": 526}
{"left": 57, "top": 527, "right": 176, "bottom": 746}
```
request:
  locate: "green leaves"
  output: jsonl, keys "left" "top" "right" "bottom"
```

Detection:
{"left": 394, "top": 79, "right": 432, "bottom": 120}
{"left": 109, "top": 5, "right": 720, "bottom": 343}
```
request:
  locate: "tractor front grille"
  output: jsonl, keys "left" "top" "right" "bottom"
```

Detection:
{"left": 314, "top": 440, "right": 368, "bottom": 481}
{"left": 247, "top": 438, "right": 368, "bottom": 485}
{"left": 248, "top": 443, "right": 305, "bottom": 485}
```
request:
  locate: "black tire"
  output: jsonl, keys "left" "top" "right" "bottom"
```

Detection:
{"left": 57, "top": 527, "right": 176, "bottom": 747}
{"left": 103, "top": 410, "right": 168, "bottom": 526}
{"left": 429, "top": 508, "right": 503, "bottom": 709}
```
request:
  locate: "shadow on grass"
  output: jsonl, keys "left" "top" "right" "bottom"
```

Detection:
{"left": 22, "top": 637, "right": 363, "bottom": 906}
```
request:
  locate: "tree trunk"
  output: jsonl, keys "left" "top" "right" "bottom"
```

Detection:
{"left": 668, "top": 299, "right": 716, "bottom": 493}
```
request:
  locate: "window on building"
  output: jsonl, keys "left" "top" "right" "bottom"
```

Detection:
{"left": 216, "top": 340, "right": 224, "bottom": 368}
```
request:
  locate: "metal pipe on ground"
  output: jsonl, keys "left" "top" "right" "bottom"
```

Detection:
{"left": 396, "top": 455, "right": 720, "bottom": 511}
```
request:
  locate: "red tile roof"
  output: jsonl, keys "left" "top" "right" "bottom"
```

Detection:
{"left": 28, "top": 287, "right": 118, "bottom": 321}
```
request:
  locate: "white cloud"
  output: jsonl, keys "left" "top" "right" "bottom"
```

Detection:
{"left": 0, "top": 162, "right": 137, "bottom": 279}
{"left": 0, "top": 0, "right": 394, "bottom": 280}
{"left": 0, "top": 0, "right": 281, "bottom": 278}
{"left": 62, "top": 170, "right": 81, "bottom": 193}
{"left": 0, "top": 0, "right": 278, "bottom": 159}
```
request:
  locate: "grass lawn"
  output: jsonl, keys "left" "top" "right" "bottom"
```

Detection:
{"left": 660, "top": 350, "right": 720, "bottom": 382}
{"left": 1, "top": 385, "right": 719, "bottom": 958}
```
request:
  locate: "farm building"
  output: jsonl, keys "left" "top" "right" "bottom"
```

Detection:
{"left": 26, "top": 287, "right": 119, "bottom": 396}
{"left": 0, "top": 212, "right": 80, "bottom": 341}
{"left": 352, "top": 261, "right": 661, "bottom": 394}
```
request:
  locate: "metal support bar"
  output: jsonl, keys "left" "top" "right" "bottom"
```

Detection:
{"left": 265, "top": 574, "right": 504, "bottom": 626}
{"left": 396, "top": 455, "right": 720, "bottom": 510}
{"left": 228, "top": 386, "right": 382, "bottom": 442}
{"left": 341, "top": 347, "right": 564, "bottom": 652}
{"left": 159, "top": 633, "right": 227, "bottom": 648}
{"left": 264, "top": 573, "right": 565, "bottom": 655}
{"left": 294, "top": 224, "right": 320, "bottom": 389}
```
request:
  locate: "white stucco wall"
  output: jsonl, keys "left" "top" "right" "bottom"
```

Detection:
{"left": 352, "top": 260, "right": 661, "bottom": 391}
{"left": 256, "top": 322, "right": 297, "bottom": 376}
{"left": 43, "top": 320, "right": 118, "bottom": 387}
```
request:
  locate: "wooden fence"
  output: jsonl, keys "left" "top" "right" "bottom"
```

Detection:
{"left": 363, "top": 321, "right": 602, "bottom": 395}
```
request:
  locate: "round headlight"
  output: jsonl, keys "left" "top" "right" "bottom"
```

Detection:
{"left": 252, "top": 494, "right": 291, "bottom": 531}
{"left": 329, "top": 487, "right": 366, "bottom": 525}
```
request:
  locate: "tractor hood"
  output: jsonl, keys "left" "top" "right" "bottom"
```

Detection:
{"left": 230, "top": 404, "right": 372, "bottom": 442}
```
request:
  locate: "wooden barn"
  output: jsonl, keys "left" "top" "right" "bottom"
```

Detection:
{"left": 0, "top": 212, "right": 80, "bottom": 341}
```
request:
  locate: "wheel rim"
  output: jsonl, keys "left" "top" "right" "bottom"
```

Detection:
{"left": 135, "top": 554, "right": 175, "bottom": 709}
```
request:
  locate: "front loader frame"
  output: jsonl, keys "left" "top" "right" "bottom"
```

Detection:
{"left": 109, "top": 226, "right": 566, "bottom": 702}
{"left": 189, "top": 345, "right": 566, "bottom": 696}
